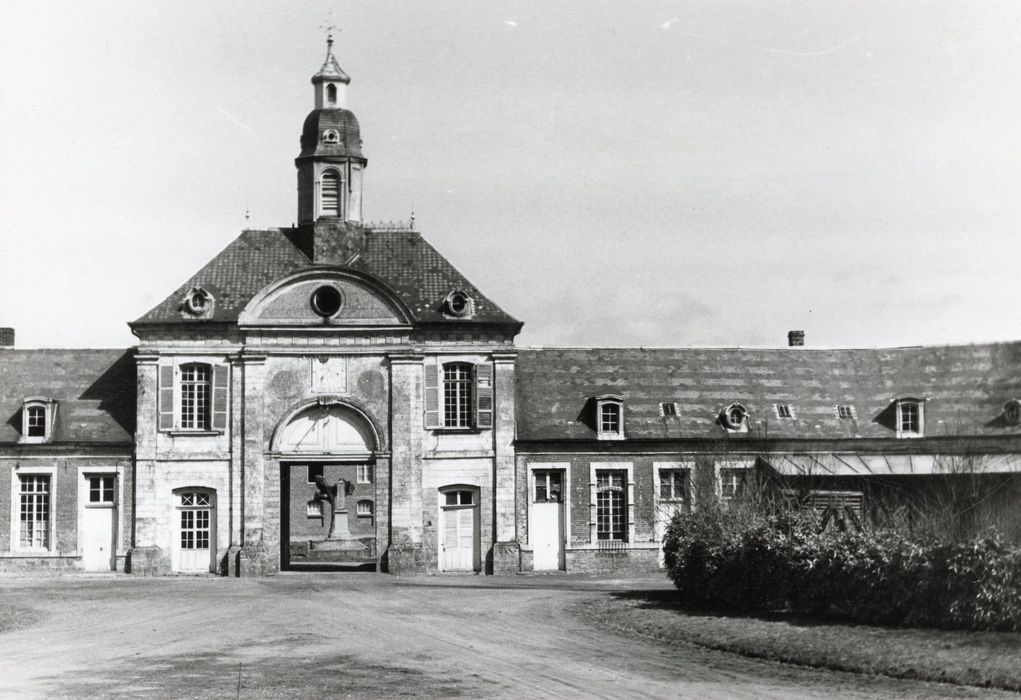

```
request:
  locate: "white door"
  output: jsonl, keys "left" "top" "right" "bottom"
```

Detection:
{"left": 530, "top": 470, "right": 564, "bottom": 571}
{"left": 440, "top": 490, "right": 476, "bottom": 572}
{"left": 82, "top": 476, "right": 116, "bottom": 572}
{"left": 177, "top": 491, "right": 214, "bottom": 573}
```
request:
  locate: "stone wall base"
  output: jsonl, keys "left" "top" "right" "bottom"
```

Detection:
{"left": 382, "top": 543, "right": 431, "bottom": 574}
{"left": 237, "top": 543, "right": 276, "bottom": 577}
{"left": 127, "top": 546, "right": 171, "bottom": 576}
{"left": 564, "top": 547, "right": 662, "bottom": 574}
{"left": 491, "top": 541, "right": 521, "bottom": 575}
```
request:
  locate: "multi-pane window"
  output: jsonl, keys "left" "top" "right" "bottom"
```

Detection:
{"left": 596, "top": 470, "right": 627, "bottom": 541}
{"left": 899, "top": 401, "right": 921, "bottom": 435}
{"left": 26, "top": 406, "right": 46, "bottom": 437}
{"left": 837, "top": 404, "right": 856, "bottom": 419}
{"left": 443, "top": 363, "right": 473, "bottom": 428}
{"left": 356, "top": 500, "right": 373, "bottom": 517}
{"left": 720, "top": 468, "right": 746, "bottom": 502}
{"left": 19, "top": 475, "right": 50, "bottom": 549}
{"left": 89, "top": 476, "right": 115, "bottom": 504}
{"left": 775, "top": 404, "right": 793, "bottom": 419}
{"left": 444, "top": 490, "right": 474, "bottom": 506}
{"left": 533, "top": 470, "right": 563, "bottom": 503}
{"left": 600, "top": 403, "right": 621, "bottom": 433}
{"left": 659, "top": 469, "right": 688, "bottom": 501}
{"left": 356, "top": 464, "right": 373, "bottom": 484}
{"left": 179, "top": 492, "right": 211, "bottom": 550}
{"left": 180, "top": 364, "right": 211, "bottom": 430}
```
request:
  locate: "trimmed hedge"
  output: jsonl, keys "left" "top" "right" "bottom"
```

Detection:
{"left": 663, "top": 508, "right": 1021, "bottom": 631}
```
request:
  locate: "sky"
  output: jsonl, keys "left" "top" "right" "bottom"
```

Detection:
{"left": 1, "top": 1, "right": 1019, "bottom": 349}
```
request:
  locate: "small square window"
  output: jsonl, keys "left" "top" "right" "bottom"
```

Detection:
{"left": 837, "top": 404, "right": 856, "bottom": 419}
{"left": 307, "top": 465, "right": 323, "bottom": 484}
{"left": 660, "top": 402, "right": 678, "bottom": 417}
{"left": 775, "top": 404, "right": 793, "bottom": 419}
{"left": 89, "top": 476, "right": 115, "bottom": 504}
{"left": 356, "top": 500, "right": 373, "bottom": 517}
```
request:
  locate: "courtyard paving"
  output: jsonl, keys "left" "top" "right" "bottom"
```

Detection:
{"left": 0, "top": 572, "right": 1011, "bottom": 699}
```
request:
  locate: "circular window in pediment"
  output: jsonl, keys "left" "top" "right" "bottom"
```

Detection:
{"left": 310, "top": 285, "right": 344, "bottom": 318}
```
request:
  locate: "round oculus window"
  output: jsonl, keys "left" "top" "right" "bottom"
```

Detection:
{"left": 310, "top": 285, "right": 343, "bottom": 318}
{"left": 1005, "top": 399, "right": 1021, "bottom": 426}
{"left": 445, "top": 290, "right": 472, "bottom": 317}
{"left": 722, "top": 404, "right": 746, "bottom": 430}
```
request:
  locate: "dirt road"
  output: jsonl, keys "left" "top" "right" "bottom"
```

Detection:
{"left": 0, "top": 573, "right": 1008, "bottom": 699}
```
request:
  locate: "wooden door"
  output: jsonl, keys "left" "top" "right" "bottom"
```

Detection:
{"left": 82, "top": 475, "right": 115, "bottom": 572}
{"left": 530, "top": 470, "right": 564, "bottom": 571}
{"left": 177, "top": 491, "right": 214, "bottom": 573}
{"left": 440, "top": 489, "right": 476, "bottom": 572}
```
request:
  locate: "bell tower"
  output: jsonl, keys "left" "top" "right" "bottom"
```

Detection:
{"left": 296, "top": 35, "right": 367, "bottom": 225}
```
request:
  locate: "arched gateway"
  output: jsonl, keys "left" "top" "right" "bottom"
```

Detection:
{"left": 274, "top": 401, "right": 383, "bottom": 570}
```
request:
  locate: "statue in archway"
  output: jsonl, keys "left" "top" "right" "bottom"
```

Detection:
{"left": 313, "top": 474, "right": 348, "bottom": 539}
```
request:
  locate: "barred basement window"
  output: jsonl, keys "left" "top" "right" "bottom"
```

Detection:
{"left": 443, "top": 363, "right": 473, "bottom": 428}
{"left": 180, "top": 364, "right": 211, "bottom": 430}
{"left": 596, "top": 470, "right": 627, "bottom": 541}
{"left": 19, "top": 474, "right": 50, "bottom": 549}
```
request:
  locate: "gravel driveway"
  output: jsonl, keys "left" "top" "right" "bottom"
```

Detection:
{"left": 0, "top": 573, "right": 1009, "bottom": 699}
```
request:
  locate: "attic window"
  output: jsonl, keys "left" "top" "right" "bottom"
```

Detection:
{"left": 444, "top": 289, "right": 474, "bottom": 318}
{"left": 21, "top": 398, "right": 55, "bottom": 443}
{"left": 774, "top": 404, "right": 794, "bottom": 419}
{"left": 323, "top": 129, "right": 339, "bottom": 145}
{"left": 837, "top": 404, "right": 856, "bottom": 420}
{"left": 596, "top": 395, "right": 624, "bottom": 440}
{"left": 660, "top": 402, "right": 678, "bottom": 417}
{"left": 182, "top": 287, "right": 213, "bottom": 316}
{"left": 1005, "top": 399, "right": 1021, "bottom": 427}
{"left": 720, "top": 403, "right": 747, "bottom": 431}
{"left": 895, "top": 398, "right": 924, "bottom": 438}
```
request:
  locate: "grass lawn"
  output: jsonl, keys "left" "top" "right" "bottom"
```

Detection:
{"left": 577, "top": 590, "right": 1021, "bottom": 692}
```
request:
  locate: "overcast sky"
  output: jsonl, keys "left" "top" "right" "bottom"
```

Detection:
{"left": 1, "top": 1, "right": 1018, "bottom": 349}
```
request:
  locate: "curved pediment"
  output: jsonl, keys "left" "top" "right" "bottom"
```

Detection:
{"left": 238, "top": 269, "right": 412, "bottom": 328}
{"left": 274, "top": 403, "right": 378, "bottom": 455}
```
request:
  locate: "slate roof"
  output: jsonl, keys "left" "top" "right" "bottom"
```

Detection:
{"left": 515, "top": 342, "right": 1021, "bottom": 441}
{"left": 0, "top": 349, "right": 136, "bottom": 445}
{"left": 132, "top": 229, "right": 521, "bottom": 328}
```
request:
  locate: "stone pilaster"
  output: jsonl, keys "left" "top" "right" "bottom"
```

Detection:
{"left": 129, "top": 353, "right": 170, "bottom": 575}
{"left": 386, "top": 353, "right": 425, "bottom": 572}
{"left": 491, "top": 351, "right": 520, "bottom": 575}
{"left": 237, "top": 352, "right": 273, "bottom": 576}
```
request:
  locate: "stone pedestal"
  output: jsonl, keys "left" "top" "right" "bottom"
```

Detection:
{"left": 491, "top": 541, "right": 521, "bottom": 576}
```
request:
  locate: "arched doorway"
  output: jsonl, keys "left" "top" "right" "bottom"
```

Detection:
{"left": 274, "top": 401, "right": 380, "bottom": 570}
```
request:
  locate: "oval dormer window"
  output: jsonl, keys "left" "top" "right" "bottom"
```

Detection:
{"left": 310, "top": 285, "right": 343, "bottom": 318}
{"left": 444, "top": 290, "right": 473, "bottom": 318}
{"left": 721, "top": 403, "right": 747, "bottom": 430}
{"left": 1005, "top": 399, "right": 1021, "bottom": 426}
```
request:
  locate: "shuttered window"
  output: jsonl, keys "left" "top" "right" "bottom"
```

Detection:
{"left": 424, "top": 360, "right": 494, "bottom": 430}
{"left": 321, "top": 170, "right": 341, "bottom": 217}
{"left": 180, "top": 364, "right": 211, "bottom": 430}
{"left": 158, "top": 363, "right": 228, "bottom": 433}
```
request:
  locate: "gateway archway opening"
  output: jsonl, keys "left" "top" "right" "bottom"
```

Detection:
{"left": 275, "top": 403, "right": 381, "bottom": 572}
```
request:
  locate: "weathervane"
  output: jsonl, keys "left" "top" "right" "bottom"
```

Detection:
{"left": 319, "top": 15, "right": 341, "bottom": 55}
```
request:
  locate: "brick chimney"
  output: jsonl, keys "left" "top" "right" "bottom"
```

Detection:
{"left": 787, "top": 330, "right": 804, "bottom": 347}
{"left": 0, "top": 328, "right": 13, "bottom": 347}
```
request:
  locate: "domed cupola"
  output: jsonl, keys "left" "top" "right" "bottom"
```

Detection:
{"left": 296, "top": 35, "right": 367, "bottom": 225}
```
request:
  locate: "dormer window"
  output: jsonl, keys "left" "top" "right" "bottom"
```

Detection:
{"left": 1004, "top": 399, "right": 1021, "bottom": 426}
{"left": 322, "top": 129, "right": 340, "bottom": 145}
{"left": 774, "top": 404, "right": 795, "bottom": 419}
{"left": 596, "top": 395, "right": 624, "bottom": 440}
{"left": 21, "top": 398, "right": 55, "bottom": 443}
{"left": 720, "top": 403, "right": 748, "bottom": 431}
{"left": 895, "top": 397, "right": 924, "bottom": 438}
